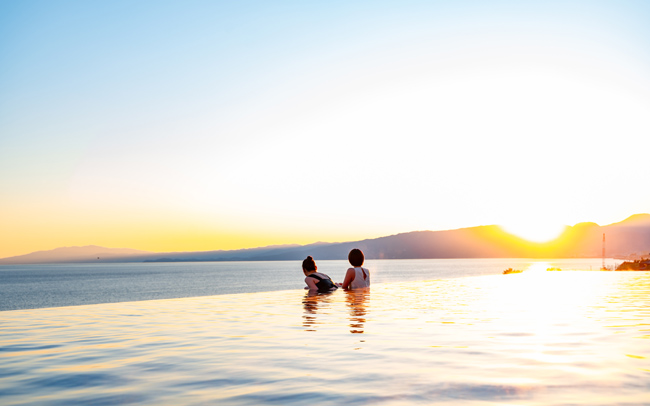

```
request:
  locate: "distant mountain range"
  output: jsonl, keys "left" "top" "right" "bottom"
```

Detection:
{"left": 0, "top": 246, "right": 152, "bottom": 264}
{"left": 2, "top": 214, "right": 649, "bottom": 264}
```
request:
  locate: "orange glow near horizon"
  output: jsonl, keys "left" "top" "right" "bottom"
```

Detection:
{"left": 2, "top": 2, "right": 650, "bottom": 263}
{"left": 500, "top": 222, "right": 567, "bottom": 243}
{"left": 0, "top": 202, "right": 376, "bottom": 259}
{"left": 0, "top": 195, "right": 639, "bottom": 260}
{"left": 0, "top": 222, "right": 327, "bottom": 259}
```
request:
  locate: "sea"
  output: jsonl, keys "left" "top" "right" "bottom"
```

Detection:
{"left": 1, "top": 258, "right": 649, "bottom": 405}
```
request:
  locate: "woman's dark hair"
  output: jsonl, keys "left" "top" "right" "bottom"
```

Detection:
{"left": 302, "top": 256, "right": 317, "bottom": 272}
{"left": 348, "top": 248, "right": 365, "bottom": 267}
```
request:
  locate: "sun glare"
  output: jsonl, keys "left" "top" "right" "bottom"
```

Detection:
{"left": 501, "top": 223, "right": 566, "bottom": 243}
{"left": 525, "top": 262, "right": 552, "bottom": 273}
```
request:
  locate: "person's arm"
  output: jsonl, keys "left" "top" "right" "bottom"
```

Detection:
{"left": 341, "top": 268, "right": 356, "bottom": 290}
{"left": 305, "top": 276, "right": 319, "bottom": 291}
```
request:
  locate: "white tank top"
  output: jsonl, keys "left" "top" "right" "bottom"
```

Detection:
{"left": 350, "top": 267, "right": 370, "bottom": 289}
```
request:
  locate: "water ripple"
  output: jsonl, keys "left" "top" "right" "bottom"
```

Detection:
{"left": 1, "top": 271, "right": 649, "bottom": 405}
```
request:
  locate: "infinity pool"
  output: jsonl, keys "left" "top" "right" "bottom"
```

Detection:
{"left": 2, "top": 271, "right": 649, "bottom": 405}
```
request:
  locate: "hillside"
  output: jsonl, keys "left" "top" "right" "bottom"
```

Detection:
{"left": 1, "top": 214, "right": 648, "bottom": 264}
{"left": 0, "top": 246, "right": 152, "bottom": 264}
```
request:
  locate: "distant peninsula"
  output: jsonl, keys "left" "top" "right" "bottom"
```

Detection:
{"left": 1, "top": 214, "right": 649, "bottom": 264}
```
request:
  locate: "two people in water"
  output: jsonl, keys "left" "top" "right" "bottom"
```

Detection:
{"left": 302, "top": 248, "right": 370, "bottom": 293}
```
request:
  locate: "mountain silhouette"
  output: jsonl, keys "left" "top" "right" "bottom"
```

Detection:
{"left": 1, "top": 214, "right": 648, "bottom": 264}
{"left": 0, "top": 245, "right": 152, "bottom": 264}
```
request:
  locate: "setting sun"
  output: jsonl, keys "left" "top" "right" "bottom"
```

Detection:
{"left": 2, "top": 1, "right": 650, "bottom": 405}
{"left": 501, "top": 222, "right": 567, "bottom": 243}
{"left": 1, "top": 0, "right": 649, "bottom": 260}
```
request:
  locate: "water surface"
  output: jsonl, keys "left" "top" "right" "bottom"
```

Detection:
{"left": 1, "top": 270, "right": 648, "bottom": 405}
{"left": 1, "top": 258, "right": 613, "bottom": 310}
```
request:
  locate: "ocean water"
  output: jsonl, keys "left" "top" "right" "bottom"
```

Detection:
{"left": 2, "top": 260, "right": 648, "bottom": 405}
{"left": 0, "top": 258, "right": 614, "bottom": 311}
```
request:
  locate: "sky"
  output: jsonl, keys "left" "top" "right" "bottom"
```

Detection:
{"left": 1, "top": 0, "right": 649, "bottom": 258}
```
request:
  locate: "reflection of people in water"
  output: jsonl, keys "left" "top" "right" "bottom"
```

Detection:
{"left": 345, "top": 288, "right": 369, "bottom": 334}
{"left": 302, "top": 290, "right": 333, "bottom": 331}
{"left": 302, "top": 256, "right": 338, "bottom": 293}
{"left": 342, "top": 248, "right": 370, "bottom": 290}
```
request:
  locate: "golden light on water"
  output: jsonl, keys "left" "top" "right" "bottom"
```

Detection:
{"left": 526, "top": 262, "right": 552, "bottom": 273}
{"left": 2, "top": 271, "right": 649, "bottom": 404}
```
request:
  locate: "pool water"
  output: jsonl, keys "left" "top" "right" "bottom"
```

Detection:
{"left": 1, "top": 271, "right": 649, "bottom": 405}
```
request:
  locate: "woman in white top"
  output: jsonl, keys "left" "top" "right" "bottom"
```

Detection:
{"left": 342, "top": 248, "right": 370, "bottom": 289}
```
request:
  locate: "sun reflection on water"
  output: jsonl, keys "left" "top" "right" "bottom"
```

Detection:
{"left": 1, "top": 272, "right": 649, "bottom": 405}
{"left": 525, "top": 262, "right": 551, "bottom": 273}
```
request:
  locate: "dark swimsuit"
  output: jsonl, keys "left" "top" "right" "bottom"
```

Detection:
{"left": 308, "top": 273, "right": 338, "bottom": 293}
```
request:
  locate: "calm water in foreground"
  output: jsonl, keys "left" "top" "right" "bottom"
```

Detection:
{"left": 1, "top": 260, "right": 649, "bottom": 405}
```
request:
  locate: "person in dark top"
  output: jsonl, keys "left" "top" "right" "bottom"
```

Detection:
{"left": 302, "top": 256, "right": 338, "bottom": 293}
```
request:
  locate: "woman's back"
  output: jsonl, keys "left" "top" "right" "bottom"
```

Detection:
{"left": 349, "top": 267, "right": 370, "bottom": 289}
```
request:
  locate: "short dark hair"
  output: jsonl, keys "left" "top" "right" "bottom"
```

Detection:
{"left": 302, "top": 256, "right": 317, "bottom": 272}
{"left": 348, "top": 249, "right": 364, "bottom": 267}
